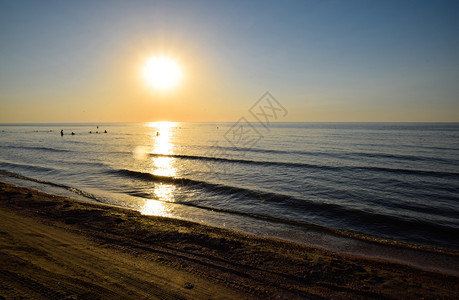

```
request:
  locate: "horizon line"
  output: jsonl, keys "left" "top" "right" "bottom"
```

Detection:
{"left": 1, "top": 121, "right": 458, "bottom": 125}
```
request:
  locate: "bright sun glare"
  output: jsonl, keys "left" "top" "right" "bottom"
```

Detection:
{"left": 143, "top": 56, "right": 183, "bottom": 91}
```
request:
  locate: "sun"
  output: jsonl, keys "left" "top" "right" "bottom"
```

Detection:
{"left": 143, "top": 56, "right": 183, "bottom": 91}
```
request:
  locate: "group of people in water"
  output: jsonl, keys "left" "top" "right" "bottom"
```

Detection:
{"left": 60, "top": 126, "right": 107, "bottom": 136}
{"left": 89, "top": 130, "right": 107, "bottom": 134}
{"left": 60, "top": 129, "right": 73, "bottom": 136}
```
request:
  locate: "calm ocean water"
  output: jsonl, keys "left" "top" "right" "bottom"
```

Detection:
{"left": 1, "top": 122, "right": 459, "bottom": 252}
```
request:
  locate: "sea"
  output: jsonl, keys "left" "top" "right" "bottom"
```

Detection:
{"left": 1, "top": 122, "right": 459, "bottom": 272}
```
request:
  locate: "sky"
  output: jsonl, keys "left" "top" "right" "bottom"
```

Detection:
{"left": 1, "top": 0, "right": 458, "bottom": 123}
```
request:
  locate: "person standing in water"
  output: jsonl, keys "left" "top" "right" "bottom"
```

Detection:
{"left": 60, "top": 129, "right": 64, "bottom": 136}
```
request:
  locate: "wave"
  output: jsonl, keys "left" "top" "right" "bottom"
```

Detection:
{"left": 0, "top": 157, "right": 109, "bottom": 173}
{"left": 349, "top": 151, "right": 455, "bottom": 164}
{"left": 0, "top": 169, "right": 100, "bottom": 202}
{"left": 147, "top": 153, "right": 459, "bottom": 178}
{"left": 208, "top": 143, "right": 459, "bottom": 157}
{"left": 108, "top": 168, "right": 459, "bottom": 249}
{"left": 0, "top": 145, "right": 73, "bottom": 153}
{"left": 65, "top": 161, "right": 109, "bottom": 169}
{"left": 176, "top": 201, "right": 459, "bottom": 255}
{"left": 0, "top": 160, "right": 60, "bottom": 174}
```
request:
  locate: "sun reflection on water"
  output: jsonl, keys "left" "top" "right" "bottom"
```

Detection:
{"left": 150, "top": 121, "right": 175, "bottom": 177}
{"left": 141, "top": 122, "right": 178, "bottom": 214}
{"left": 141, "top": 197, "right": 171, "bottom": 217}
{"left": 153, "top": 183, "right": 176, "bottom": 201}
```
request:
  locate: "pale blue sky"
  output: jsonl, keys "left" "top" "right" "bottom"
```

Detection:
{"left": 1, "top": 0, "right": 458, "bottom": 122}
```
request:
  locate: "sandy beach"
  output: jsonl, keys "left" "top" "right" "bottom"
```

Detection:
{"left": 1, "top": 181, "right": 458, "bottom": 299}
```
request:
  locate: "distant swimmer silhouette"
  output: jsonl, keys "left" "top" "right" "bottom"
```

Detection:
{"left": 104, "top": 130, "right": 107, "bottom": 133}
{"left": 89, "top": 131, "right": 92, "bottom": 134}
{"left": 71, "top": 132, "right": 75, "bottom": 135}
{"left": 60, "top": 129, "right": 64, "bottom": 136}
{"left": 156, "top": 131, "right": 160, "bottom": 136}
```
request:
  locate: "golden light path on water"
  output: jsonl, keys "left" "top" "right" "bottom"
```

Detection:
{"left": 141, "top": 122, "right": 177, "bottom": 217}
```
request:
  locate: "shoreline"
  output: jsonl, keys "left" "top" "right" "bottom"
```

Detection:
{"left": 2, "top": 170, "right": 459, "bottom": 277}
{"left": 1, "top": 181, "right": 459, "bottom": 298}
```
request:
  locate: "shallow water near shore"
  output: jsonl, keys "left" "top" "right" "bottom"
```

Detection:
{"left": 1, "top": 122, "right": 458, "bottom": 257}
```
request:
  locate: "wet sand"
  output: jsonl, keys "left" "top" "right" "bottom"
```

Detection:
{"left": 1, "top": 181, "right": 458, "bottom": 299}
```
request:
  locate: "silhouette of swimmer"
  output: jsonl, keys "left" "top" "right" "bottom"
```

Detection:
{"left": 71, "top": 132, "right": 75, "bottom": 135}
{"left": 156, "top": 131, "right": 160, "bottom": 136}
{"left": 60, "top": 129, "right": 64, "bottom": 136}
{"left": 89, "top": 131, "right": 92, "bottom": 134}
{"left": 104, "top": 130, "right": 107, "bottom": 133}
